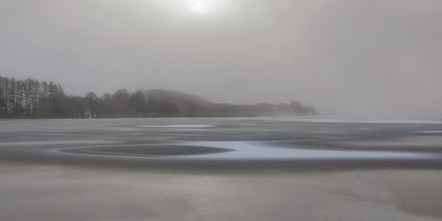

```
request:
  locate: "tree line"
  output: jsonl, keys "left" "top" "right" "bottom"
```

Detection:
{"left": 0, "top": 75, "right": 318, "bottom": 118}
{"left": 0, "top": 76, "right": 65, "bottom": 117}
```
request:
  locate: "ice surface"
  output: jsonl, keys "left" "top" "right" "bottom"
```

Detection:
{"left": 0, "top": 140, "right": 117, "bottom": 146}
{"left": 172, "top": 141, "right": 433, "bottom": 160}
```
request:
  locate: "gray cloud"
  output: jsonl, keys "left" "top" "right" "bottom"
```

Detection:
{"left": 1, "top": 0, "right": 441, "bottom": 118}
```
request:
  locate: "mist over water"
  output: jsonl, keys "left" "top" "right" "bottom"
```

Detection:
{"left": 1, "top": 0, "right": 442, "bottom": 118}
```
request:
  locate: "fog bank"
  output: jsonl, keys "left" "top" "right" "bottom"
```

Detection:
{"left": 1, "top": 0, "right": 441, "bottom": 118}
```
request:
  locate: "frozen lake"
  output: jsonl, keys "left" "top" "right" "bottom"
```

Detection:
{"left": 2, "top": 118, "right": 442, "bottom": 221}
{"left": 1, "top": 117, "right": 442, "bottom": 170}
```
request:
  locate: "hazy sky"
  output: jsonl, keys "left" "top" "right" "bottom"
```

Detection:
{"left": 1, "top": 0, "right": 441, "bottom": 118}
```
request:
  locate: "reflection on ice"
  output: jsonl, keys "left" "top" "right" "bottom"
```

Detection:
{"left": 276, "top": 119, "right": 442, "bottom": 124}
{"left": 173, "top": 141, "right": 433, "bottom": 160}
{"left": 417, "top": 131, "right": 442, "bottom": 134}
{"left": 138, "top": 124, "right": 215, "bottom": 128}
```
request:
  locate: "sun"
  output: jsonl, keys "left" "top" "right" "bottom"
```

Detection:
{"left": 189, "top": 0, "right": 210, "bottom": 14}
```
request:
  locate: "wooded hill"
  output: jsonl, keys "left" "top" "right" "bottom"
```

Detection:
{"left": 0, "top": 75, "right": 318, "bottom": 118}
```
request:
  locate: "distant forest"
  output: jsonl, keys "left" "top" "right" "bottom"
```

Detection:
{"left": 0, "top": 75, "right": 318, "bottom": 118}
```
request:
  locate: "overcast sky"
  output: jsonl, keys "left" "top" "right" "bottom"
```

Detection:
{"left": 1, "top": 0, "right": 441, "bottom": 118}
